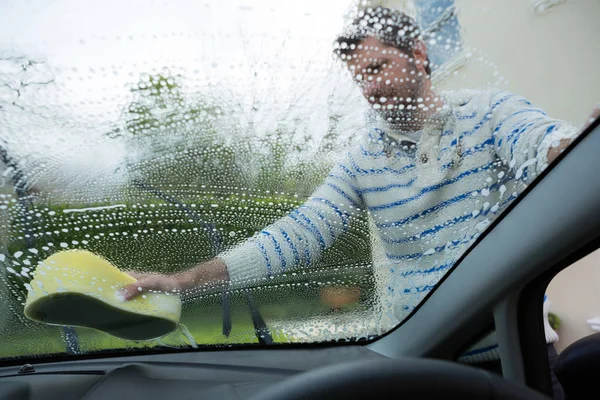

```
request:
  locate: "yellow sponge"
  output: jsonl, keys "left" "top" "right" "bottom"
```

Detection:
{"left": 24, "top": 250, "right": 181, "bottom": 341}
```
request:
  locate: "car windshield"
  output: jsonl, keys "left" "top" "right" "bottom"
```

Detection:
{"left": 0, "top": 0, "right": 597, "bottom": 360}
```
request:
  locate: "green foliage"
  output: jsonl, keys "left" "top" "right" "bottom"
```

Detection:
{"left": 0, "top": 68, "right": 374, "bottom": 356}
{"left": 119, "top": 69, "right": 336, "bottom": 195}
{"left": 548, "top": 312, "right": 561, "bottom": 331}
{"left": 125, "top": 72, "right": 221, "bottom": 137}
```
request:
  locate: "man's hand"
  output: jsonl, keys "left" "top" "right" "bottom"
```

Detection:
{"left": 121, "top": 272, "right": 182, "bottom": 300}
{"left": 584, "top": 105, "right": 600, "bottom": 131}
{"left": 121, "top": 258, "right": 230, "bottom": 301}
{"left": 547, "top": 106, "right": 600, "bottom": 165}
{"left": 547, "top": 138, "right": 572, "bottom": 165}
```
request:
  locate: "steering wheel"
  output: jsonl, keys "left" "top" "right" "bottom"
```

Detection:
{"left": 251, "top": 358, "right": 550, "bottom": 400}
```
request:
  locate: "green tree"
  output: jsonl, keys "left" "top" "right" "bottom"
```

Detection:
{"left": 120, "top": 70, "right": 248, "bottom": 195}
{"left": 118, "top": 69, "right": 339, "bottom": 199}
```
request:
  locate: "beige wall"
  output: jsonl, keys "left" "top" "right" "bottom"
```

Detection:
{"left": 450, "top": 0, "right": 600, "bottom": 352}
{"left": 547, "top": 250, "right": 600, "bottom": 352}
{"left": 372, "top": 2, "right": 600, "bottom": 351}
{"left": 447, "top": 0, "right": 600, "bottom": 125}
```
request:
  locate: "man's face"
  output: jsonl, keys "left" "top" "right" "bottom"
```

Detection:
{"left": 344, "top": 36, "right": 428, "bottom": 117}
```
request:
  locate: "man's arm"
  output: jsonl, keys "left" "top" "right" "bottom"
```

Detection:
{"left": 220, "top": 159, "right": 363, "bottom": 288}
{"left": 487, "top": 91, "right": 592, "bottom": 182}
{"left": 121, "top": 258, "right": 229, "bottom": 300}
{"left": 123, "top": 155, "right": 363, "bottom": 299}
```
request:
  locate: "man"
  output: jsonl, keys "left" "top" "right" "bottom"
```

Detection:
{"left": 122, "top": 7, "right": 579, "bottom": 331}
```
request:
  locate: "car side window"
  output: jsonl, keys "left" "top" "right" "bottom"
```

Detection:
{"left": 546, "top": 249, "right": 600, "bottom": 353}
{"left": 543, "top": 249, "right": 600, "bottom": 400}
{"left": 458, "top": 249, "right": 600, "bottom": 399}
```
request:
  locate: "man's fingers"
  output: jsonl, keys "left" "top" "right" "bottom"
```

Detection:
{"left": 121, "top": 280, "right": 147, "bottom": 301}
{"left": 582, "top": 105, "right": 600, "bottom": 131}
{"left": 119, "top": 274, "right": 180, "bottom": 301}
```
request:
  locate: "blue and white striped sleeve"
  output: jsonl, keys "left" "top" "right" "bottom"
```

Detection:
{"left": 489, "top": 91, "right": 579, "bottom": 184}
{"left": 219, "top": 154, "right": 363, "bottom": 288}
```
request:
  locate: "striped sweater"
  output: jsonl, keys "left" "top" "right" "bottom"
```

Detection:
{"left": 220, "top": 89, "right": 578, "bottom": 324}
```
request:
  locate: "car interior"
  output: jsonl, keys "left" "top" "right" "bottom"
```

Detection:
{"left": 1, "top": 1, "right": 599, "bottom": 399}
{"left": 0, "top": 116, "right": 596, "bottom": 399}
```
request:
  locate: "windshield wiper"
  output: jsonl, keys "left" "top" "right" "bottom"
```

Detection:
{"left": 131, "top": 179, "right": 274, "bottom": 345}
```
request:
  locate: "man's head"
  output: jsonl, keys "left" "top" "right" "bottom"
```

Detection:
{"left": 334, "top": 7, "right": 434, "bottom": 126}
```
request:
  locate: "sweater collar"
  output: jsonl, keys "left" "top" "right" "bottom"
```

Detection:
{"left": 375, "top": 103, "right": 454, "bottom": 146}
